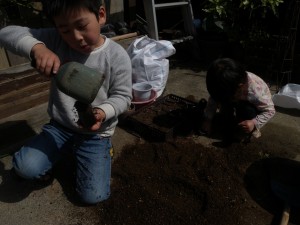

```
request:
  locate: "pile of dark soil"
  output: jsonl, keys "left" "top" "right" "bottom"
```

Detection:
{"left": 95, "top": 137, "right": 300, "bottom": 225}
{"left": 93, "top": 95, "right": 300, "bottom": 225}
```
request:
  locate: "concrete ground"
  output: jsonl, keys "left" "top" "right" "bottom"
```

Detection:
{"left": 1, "top": 59, "right": 300, "bottom": 225}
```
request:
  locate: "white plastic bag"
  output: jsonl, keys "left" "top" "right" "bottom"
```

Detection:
{"left": 272, "top": 83, "right": 300, "bottom": 109}
{"left": 127, "top": 35, "right": 176, "bottom": 97}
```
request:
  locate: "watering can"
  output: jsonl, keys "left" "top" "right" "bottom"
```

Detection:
{"left": 269, "top": 158, "right": 300, "bottom": 225}
{"left": 55, "top": 62, "right": 105, "bottom": 128}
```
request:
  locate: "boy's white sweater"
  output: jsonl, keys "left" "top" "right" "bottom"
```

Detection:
{"left": 0, "top": 25, "right": 132, "bottom": 136}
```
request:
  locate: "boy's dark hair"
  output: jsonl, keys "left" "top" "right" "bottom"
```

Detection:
{"left": 206, "top": 58, "right": 247, "bottom": 103}
{"left": 42, "top": 0, "right": 103, "bottom": 22}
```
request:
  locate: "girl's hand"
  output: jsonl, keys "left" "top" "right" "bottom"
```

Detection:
{"left": 31, "top": 43, "right": 60, "bottom": 77}
{"left": 238, "top": 120, "right": 255, "bottom": 133}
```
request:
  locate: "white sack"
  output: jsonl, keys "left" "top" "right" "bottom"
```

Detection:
{"left": 272, "top": 83, "right": 300, "bottom": 109}
{"left": 127, "top": 35, "right": 176, "bottom": 97}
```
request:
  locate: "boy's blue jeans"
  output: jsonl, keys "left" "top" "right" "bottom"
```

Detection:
{"left": 12, "top": 120, "right": 112, "bottom": 204}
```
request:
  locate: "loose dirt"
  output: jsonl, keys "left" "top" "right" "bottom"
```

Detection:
{"left": 93, "top": 131, "right": 300, "bottom": 225}
{"left": 87, "top": 93, "right": 300, "bottom": 225}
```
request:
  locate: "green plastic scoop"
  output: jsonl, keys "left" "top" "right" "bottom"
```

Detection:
{"left": 55, "top": 62, "right": 105, "bottom": 127}
{"left": 55, "top": 62, "right": 105, "bottom": 104}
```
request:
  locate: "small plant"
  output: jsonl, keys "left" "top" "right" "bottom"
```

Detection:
{"left": 202, "top": 0, "right": 285, "bottom": 43}
{"left": 203, "top": 0, "right": 284, "bottom": 18}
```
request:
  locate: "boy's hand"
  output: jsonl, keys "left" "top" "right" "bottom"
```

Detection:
{"left": 89, "top": 108, "right": 106, "bottom": 131}
{"left": 31, "top": 43, "right": 60, "bottom": 77}
{"left": 238, "top": 120, "right": 255, "bottom": 133}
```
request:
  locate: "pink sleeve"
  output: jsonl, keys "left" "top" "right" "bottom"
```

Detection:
{"left": 247, "top": 73, "right": 275, "bottom": 129}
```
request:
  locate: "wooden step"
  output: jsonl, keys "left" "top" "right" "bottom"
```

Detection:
{"left": 0, "top": 82, "right": 50, "bottom": 120}
{"left": 0, "top": 68, "right": 49, "bottom": 96}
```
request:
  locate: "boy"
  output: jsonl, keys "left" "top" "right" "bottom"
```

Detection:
{"left": 201, "top": 58, "right": 275, "bottom": 146}
{"left": 0, "top": 0, "right": 132, "bottom": 204}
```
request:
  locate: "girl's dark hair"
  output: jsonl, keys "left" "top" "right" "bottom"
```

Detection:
{"left": 42, "top": 0, "right": 103, "bottom": 22}
{"left": 206, "top": 58, "right": 247, "bottom": 103}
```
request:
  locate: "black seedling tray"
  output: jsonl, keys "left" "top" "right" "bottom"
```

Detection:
{"left": 125, "top": 94, "right": 205, "bottom": 141}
